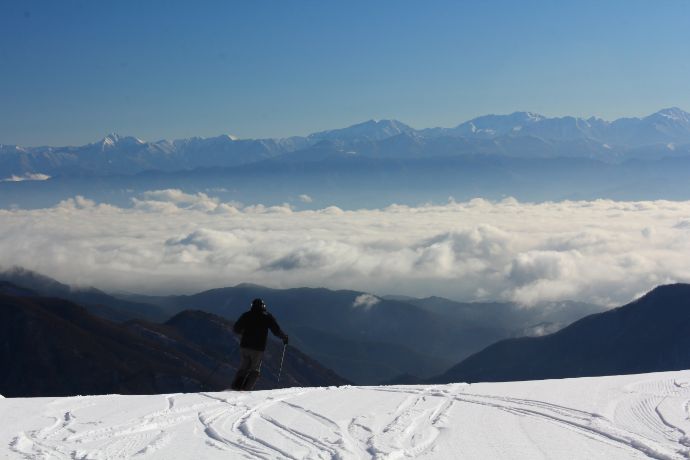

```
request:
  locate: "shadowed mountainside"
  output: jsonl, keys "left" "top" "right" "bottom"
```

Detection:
{"left": 0, "top": 267, "right": 167, "bottom": 323}
{"left": 433, "top": 284, "right": 690, "bottom": 384}
{"left": 0, "top": 288, "right": 347, "bottom": 397}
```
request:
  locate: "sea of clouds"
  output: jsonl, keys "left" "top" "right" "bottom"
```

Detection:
{"left": 1, "top": 189, "right": 689, "bottom": 307}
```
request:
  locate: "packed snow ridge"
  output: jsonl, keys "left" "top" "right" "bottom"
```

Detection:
{"left": 3, "top": 370, "right": 690, "bottom": 459}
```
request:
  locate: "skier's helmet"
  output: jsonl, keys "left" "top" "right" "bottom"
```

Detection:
{"left": 251, "top": 298, "right": 266, "bottom": 312}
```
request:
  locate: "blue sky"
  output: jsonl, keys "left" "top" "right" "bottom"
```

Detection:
{"left": 1, "top": 0, "right": 690, "bottom": 146}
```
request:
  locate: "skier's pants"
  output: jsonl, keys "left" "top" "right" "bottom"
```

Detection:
{"left": 232, "top": 348, "right": 263, "bottom": 390}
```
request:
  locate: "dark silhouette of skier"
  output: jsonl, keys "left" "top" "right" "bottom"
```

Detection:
{"left": 231, "top": 298, "right": 288, "bottom": 391}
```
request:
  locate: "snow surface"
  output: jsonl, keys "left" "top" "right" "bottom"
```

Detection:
{"left": 2, "top": 370, "right": 690, "bottom": 459}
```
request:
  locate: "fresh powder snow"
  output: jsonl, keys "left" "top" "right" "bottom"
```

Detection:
{"left": 2, "top": 370, "right": 690, "bottom": 459}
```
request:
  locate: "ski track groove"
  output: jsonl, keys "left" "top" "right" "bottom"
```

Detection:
{"left": 450, "top": 392, "right": 687, "bottom": 460}
{"left": 229, "top": 392, "right": 307, "bottom": 460}
{"left": 258, "top": 412, "right": 339, "bottom": 459}
{"left": 196, "top": 408, "right": 265, "bottom": 459}
{"left": 347, "top": 388, "right": 456, "bottom": 459}
{"left": 619, "top": 379, "right": 690, "bottom": 458}
{"left": 347, "top": 415, "right": 378, "bottom": 459}
{"left": 200, "top": 389, "right": 317, "bottom": 460}
{"left": 280, "top": 400, "right": 359, "bottom": 459}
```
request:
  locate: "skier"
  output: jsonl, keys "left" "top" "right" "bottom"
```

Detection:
{"left": 231, "top": 298, "right": 289, "bottom": 391}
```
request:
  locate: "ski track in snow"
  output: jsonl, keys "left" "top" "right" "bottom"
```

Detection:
{"left": 4, "top": 371, "right": 690, "bottom": 459}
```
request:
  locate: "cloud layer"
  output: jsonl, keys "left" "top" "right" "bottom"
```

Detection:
{"left": 0, "top": 173, "right": 51, "bottom": 182}
{"left": 1, "top": 190, "right": 689, "bottom": 307}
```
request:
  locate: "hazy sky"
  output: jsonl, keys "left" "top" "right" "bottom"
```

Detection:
{"left": 2, "top": 0, "right": 690, "bottom": 146}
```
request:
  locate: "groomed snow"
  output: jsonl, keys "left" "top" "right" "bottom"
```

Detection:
{"left": 2, "top": 370, "right": 690, "bottom": 459}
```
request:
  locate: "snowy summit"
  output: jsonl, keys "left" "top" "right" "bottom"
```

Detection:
{"left": 3, "top": 370, "right": 690, "bottom": 459}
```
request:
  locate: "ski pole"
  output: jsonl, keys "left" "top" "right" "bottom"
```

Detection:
{"left": 277, "top": 343, "right": 287, "bottom": 383}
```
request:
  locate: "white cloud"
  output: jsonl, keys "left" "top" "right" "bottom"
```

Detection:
{"left": 299, "top": 194, "right": 313, "bottom": 203}
{"left": 135, "top": 189, "right": 224, "bottom": 213}
{"left": 353, "top": 294, "right": 380, "bottom": 310}
{"left": 0, "top": 173, "right": 51, "bottom": 182}
{"left": 2, "top": 193, "right": 690, "bottom": 307}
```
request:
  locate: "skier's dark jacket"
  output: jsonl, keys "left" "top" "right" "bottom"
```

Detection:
{"left": 233, "top": 303, "right": 286, "bottom": 352}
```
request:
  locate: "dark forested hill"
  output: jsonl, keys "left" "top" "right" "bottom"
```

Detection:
{"left": 434, "top": 284, "right": 690, "bottom": 384}
{"left": 0, "top": 293, "right": 347, "bottom": 397}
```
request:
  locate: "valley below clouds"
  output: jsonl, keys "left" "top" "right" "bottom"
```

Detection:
{"left": 1, "top": 190, "right": 689, "bottom": 307}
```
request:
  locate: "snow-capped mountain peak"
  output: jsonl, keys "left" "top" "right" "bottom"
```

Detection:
{"left": 448, "top": 111, "right": 548, "bottom": 138}
{"left": 516, "top": 111, "right": 546, "bottom": 122}
{"left": 101, "top": 133, "right": 121, "bottom": 147}
{"left": 99, "top": 134, "right": 146, "bottom": 149}
{"left": 651, "top": 107, "right": 690, "bottom": 123}
{"left": 308, "top": 119, "right": 415, "bottom": 142}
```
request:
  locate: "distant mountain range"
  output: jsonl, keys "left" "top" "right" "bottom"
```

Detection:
{"left": 431, "top": 283, "right": 690, "bottom": 384}
{"left": 3, "top": 108, "right": 690, "bottom": 179}
{"left": 420, "top": 108, "right": 690, "bottom": 146}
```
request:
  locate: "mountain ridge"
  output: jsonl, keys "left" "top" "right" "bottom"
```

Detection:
{"left": 3, "top": 108, "right": 690, "bottom": 179}
{"left": 5, "top": 107, "right": 688, "bottom": 149}
{"left": 431, "top": 283, "right": 690, "bottom": 384}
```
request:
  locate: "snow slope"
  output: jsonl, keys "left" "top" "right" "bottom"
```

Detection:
{"left": 2, "top": 370, "right": 690, "bottom": 459}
